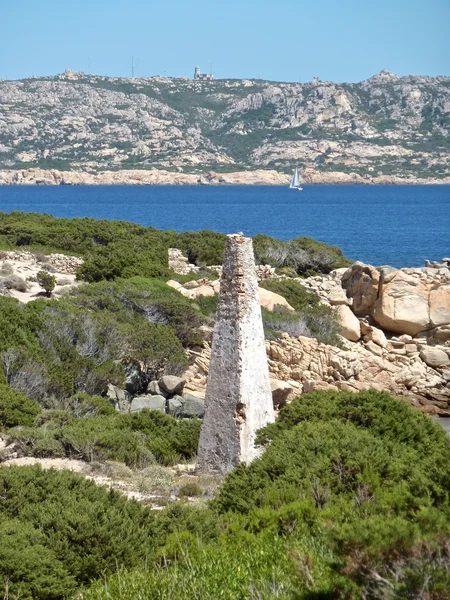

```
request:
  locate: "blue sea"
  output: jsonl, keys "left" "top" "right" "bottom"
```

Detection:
{"left": 0, "top": 184, "right": 449, "bottom": 268}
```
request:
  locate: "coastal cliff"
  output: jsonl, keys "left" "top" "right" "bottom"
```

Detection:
{"left": 1, "top": 69, "right": 449, "bottom": 182}
{"left": 1, "top": 167, "right": 449, "bottom": 186}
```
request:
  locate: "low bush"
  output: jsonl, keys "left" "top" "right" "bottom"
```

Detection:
{"left": 253, "top": 234, "right": 351, "bottom": 275}
{"left": 0, "top": 262, "right": 13, "bottom": 276}
{"left": 0, "top": 280, "right": 195, "bottom": 402}
{"left": 178, "top": 482, "right": 203, "bottom": 498}
{"left": 176, "top": 230, "right": 227, "bottom": 266}
{"left": 1, "top": 274, "right": 29, "bottom": 292}
{"left": 260, "top": 279, "right": 341, "bottom": 345}
{"left": 213, "top": 390, "right": 450, "bottom": 596}
{"left": 3, "top": 391, "right": 450, "bottom": 599}
{"left": 66, "top": 277, "right": 204, "bottom": 348}
{"left": 7, "top": 409, "right": 201, "bottom": 467}
{"left": 83, "top": 533, "right": 301, "bottom": 600}
{"left": 0, "top": 384, "right": 41, "bottom": 428}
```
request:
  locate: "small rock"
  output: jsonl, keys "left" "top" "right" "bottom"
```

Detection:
{"left": 270, "top": 379, "right": 295, "bottom": 409}
{"left": 147, "top": 380, "right": 168, "bottom": 397}
{"left": 124, "top": 362, "right": 143, "bottom": 394}
{"left": 365, "top": 340, "right": 383, "bottom": 356}
{"left": 180, "top": 393, "right": 205, "bottom": 418}
{"left": 419, "top": 347, "right": 450, "bottom": 369}
{"left": 167, "top": 396, "right": 184, "bottom": 416}
{"left": 159, "top": 375, "right": 185, "bottom": 395}
{"left": 130, "top": 395, "right": 166, "bottom": 413}
{"left": 166, "top": 280, "right": 183, "bottom": 290}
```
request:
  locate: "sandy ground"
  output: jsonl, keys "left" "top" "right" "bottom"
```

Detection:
{"left": 0, "top": 254, "right": 81, "bottom": 303}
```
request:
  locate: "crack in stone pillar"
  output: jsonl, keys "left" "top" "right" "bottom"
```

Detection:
{"left": 196, "top": 233, "right": 275, "bottom": 474}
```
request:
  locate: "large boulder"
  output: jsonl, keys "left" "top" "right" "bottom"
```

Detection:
{"left": 180, "top": 393, "right": 205, "bottom": 418}
{"left": 341, "top": 262, "right": 380, "bottom": 316}
{"left": 419, "top": 347, "right": 450, "bottom": 369}
{"left": 372, "top": 270, "right": 430, "bottom": 335}
{"left": 258, "top": 288, "right": 294, "bottom": 312}
{"left": 429, "top": 286, "right": 450, "bottom": 327}
{"left": 158, "top": 375, "right": 185, "bottom": 395}
{"left": 130, "top": 395, "right": 166, "bottom": 413}
{"left": 335, "top": 305, "right": 361, "bottom": 341}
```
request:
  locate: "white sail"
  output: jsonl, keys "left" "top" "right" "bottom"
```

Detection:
{"left": 290, "top": 167, "right": 301, "bottom": 189}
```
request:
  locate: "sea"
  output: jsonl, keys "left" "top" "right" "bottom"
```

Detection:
{"left": 0, "top": 184, "right": 449, "bottom": 268}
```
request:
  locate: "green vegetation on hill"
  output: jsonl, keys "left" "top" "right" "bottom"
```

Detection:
{"left": 2, "top": 391, "right": 449, "bottom": 599}
{"left": 0, "top": 277, "right": 197, "bottom": 402}
{"left": 2, "top": 73, "right": 450, "bottom": 178}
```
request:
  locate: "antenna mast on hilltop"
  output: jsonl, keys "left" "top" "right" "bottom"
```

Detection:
{"left": 131, "top": 57, "right": 134, "bottom": 78}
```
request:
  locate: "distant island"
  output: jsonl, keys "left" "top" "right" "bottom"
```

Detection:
{"left": 0, "top": 69, "right": 449, "bottom": 184}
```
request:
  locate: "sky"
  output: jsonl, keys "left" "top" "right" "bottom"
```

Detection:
{"left": 1, "top": 0, "right": 449, "bottom": 82}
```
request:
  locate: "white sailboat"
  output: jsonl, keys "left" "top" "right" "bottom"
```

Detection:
{"left": 289, "top": 167, "right": 303, "bottom": 191}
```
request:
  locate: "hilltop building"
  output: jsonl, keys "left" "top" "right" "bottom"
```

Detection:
{"left": 194, "top": 66, "right": 214, "bottom": 81}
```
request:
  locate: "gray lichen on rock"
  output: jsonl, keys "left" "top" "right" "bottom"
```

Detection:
{"left": 196, "top": 233, "right": 274, "bottom": 474}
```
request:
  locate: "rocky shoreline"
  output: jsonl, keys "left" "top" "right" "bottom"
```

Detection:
{"left": 0, "top": 168, "right": 449, "bottom": 186}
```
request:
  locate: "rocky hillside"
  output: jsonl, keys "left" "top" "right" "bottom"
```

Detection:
{"left": 0, "top": 69, "right": 449, "bottom": 180}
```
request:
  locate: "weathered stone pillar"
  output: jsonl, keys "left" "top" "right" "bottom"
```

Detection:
{"left": 196, "top": 233, "right": 274, "bottom": 474}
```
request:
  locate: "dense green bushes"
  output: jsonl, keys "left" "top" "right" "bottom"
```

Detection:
{"left": 0, "top": 466, "right": 160, "bottom": 599}
{"left": 176, "top": 230, "right": 227, "bottom": 266}
{"left": 7, "top": 409, "right": 201, "bottom": 467}
{"left": 66, "top": 277, "right": 204, "bottom": 347}
{"left": 0, "top": 384, "right": 41, "bottom": 428}
{"left": 83, "top": 391, "right": 450, "bottom": 600}
{"left": 253, "top": 234, "right": 351, "bottom": 275}
{"left": 213, "top": 390, "right": 450, "bottom": 596}
{"left": 0, "top": 277, "right": 202, "bottom": 402}
{"left": 0, "top": 213, "right": 350, "bottom": 281}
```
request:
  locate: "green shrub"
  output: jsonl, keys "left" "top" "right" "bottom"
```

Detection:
{"left": 83, "top": 533, "right": 301, "bottom": 600}
{"left": 0, "top": 384, "right": 41, "bottom": 428}
{"left": 7, "top": 410, "right": 201, "bottom": 467}
{"left": 0, "top": 466, "right": 159, "bottom": 599}
{"left": 253, "top": 234, "right": 351, "bottom": 275}
{"left": 177, "top": 230, "right": 226, "bottom": 266}
{"left": 36, "top": 270, "right": 56, "bottom": 296}
{"left": 125, "top": 321, "right": 188, "bottom": 381}
{"left": 0, "top": 279, "right": 197, "bottom": 403}
{"left": 63, "top": 392, "right": 116, "bottom": 417}
{"left": 212, "top": 391, "right": 450, "bottom": 596}
{"left": 66, "top": 277, "right": 204, "bottom": 347}
{"left": 0, "top": 518, "right": 75, "bottom": 600}
{"left": 178, "top": 482, "right": 203, "bottom": 497}
{"left": 1, "top": 274, "right": 29, "bottom": 292}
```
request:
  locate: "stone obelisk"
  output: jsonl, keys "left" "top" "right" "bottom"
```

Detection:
{"left": 196, "top": 233, "right": 274, "bottom": 474}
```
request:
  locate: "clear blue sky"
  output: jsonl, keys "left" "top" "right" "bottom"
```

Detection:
{"left": 1, "top": 0, "right": 449, "bottom": 82}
